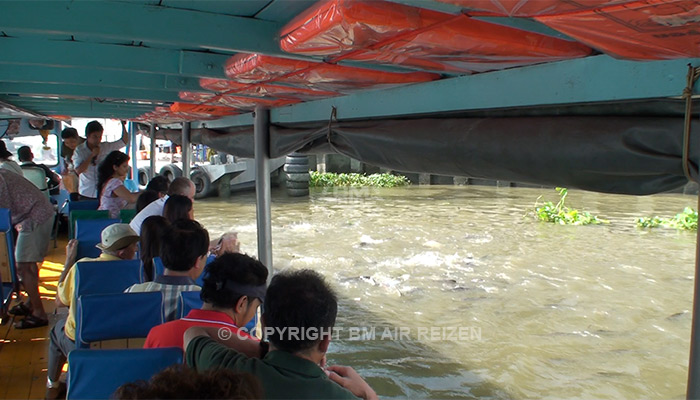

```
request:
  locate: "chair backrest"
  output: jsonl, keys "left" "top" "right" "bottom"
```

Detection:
{"left": 75, "top": 218, "right": 120, "bottom": 259}
{"left": 119, "top": 208, "right": 137, "bottom": 223}
{"left": 75, "top": 291, "right": 164, "bottom": 348}
{"left": 0, "top": 209, "right": 17, "bottom": 310}
{"left": 176, "top": 291, "right": 203, "bottom": 319}
{"left": 69, "top": 209, "right": 109, "bottom": 239}
{"left": 153, "top": 256, "right": 165, "bottom": 277}
{"left": 66, "top": 347, "right": 183, "bottom": 400}
{"left": 21, "top": 166, "right": 49, "bottom": 199}
{"left": 74, "top": 259, "right": 142, "bottom": 302}
{"left": 67, "top": 199, "right": 100, "bottom": 212}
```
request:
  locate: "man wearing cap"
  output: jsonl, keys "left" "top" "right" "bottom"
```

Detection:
{"left": 144, "top": 253, "right": 267, "bottom": 350}
{"left": 46, "top": 223, "right": 139, "bottom": 399}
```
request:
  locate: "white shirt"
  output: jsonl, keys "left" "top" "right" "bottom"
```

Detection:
{"left": 129, "top": 195, "right": 168, "bottom": 235}
{"left": 72, "top": 139, "right": 126, "bottom": 198}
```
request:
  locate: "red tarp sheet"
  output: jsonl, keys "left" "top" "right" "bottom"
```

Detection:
{"left": 280, "top": 0, "right": 592, "bottom": 73}
{"left": 434, "top": 0, "right": 636, "bottom": 17}
{"left": 199, "top": 78, "right": 340, "bottom": 100}
{"left": 225, "top": 53, "right": 439, "bottom": 93}
{"left": 536, "top": 0, "right": 700, "bottom": 60}
{"left": 178, "top": 91, "right": 300, "bottom": 110}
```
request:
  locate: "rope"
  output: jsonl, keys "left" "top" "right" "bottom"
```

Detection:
{"left": 326, "top": 106, "right": 339, "bottom": 153}
{"left": 682, "top": 64, "right": 700, "bottom": 183}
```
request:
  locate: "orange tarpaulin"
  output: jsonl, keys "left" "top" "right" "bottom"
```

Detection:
{"left": 280, "top": 0, "right": 592, "bottom": 73}
{"left": 198, "top": 78, "right": 340, "bottom": 100}
{"left": 536, "top": 0, "right": 700, "bottom": 60}
{"left": 178, "top": 91, "right": 300, "bottom": 110}
{"left": 434, "top": 0, "right": 635, "bottom": 17}
{"left": 224, "top": 53, "right": 439, "bottom": 93}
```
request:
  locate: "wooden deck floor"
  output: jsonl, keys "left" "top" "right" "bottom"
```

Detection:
{"left": 0, "top": 238, "right": 67, "bottom": 400}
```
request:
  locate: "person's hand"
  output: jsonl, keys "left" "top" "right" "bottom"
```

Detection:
{"left": 65, "top": 239, "right": 78, "bottom": 267}
{"left": 215, "top": 232, "right": 240, "bottom": 255}
{"left": 90, "top": 145, "right": 100, "bottom": 158}
{"left": 325, "top": 365, "right": 378, "bottom": 400}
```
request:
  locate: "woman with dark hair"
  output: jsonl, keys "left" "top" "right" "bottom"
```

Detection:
{"left": 140, "top": 215, "right": 170, "bottom": 282}
{"left": 162, "top": 194, "right": 193, "bottom": 223}
{"left": 97, "top": 150, "right": 139, "bottom": 218}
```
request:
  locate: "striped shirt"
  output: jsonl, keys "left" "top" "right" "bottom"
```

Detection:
{"left": 125, "top": 275, "right": 200, "bottom": 321}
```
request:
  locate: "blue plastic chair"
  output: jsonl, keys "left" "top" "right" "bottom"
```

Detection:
{"left": 176, "top": 291, "right": 203, "bottom": 319}
{"left": 66, "top": 347, "right": 183, "bottom": 400}
{"left": 75, "top": 292, "right": 164, "bottom": 349}
{"left": 0, "top": 209, "right": 18, "bottom": 314}
{"left": 73, "top": 259, "right": 142, "bottom": 306}
{"left": 152, "top": 256, "right": 209, "bottom": 287}
{"left": 175, "top": 291, "right": 258, "bottom": 335}
{"left": 74, "top": 218, "right": 120, "bottom": 259}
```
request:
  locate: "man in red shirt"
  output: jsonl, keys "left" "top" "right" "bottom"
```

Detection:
{"left": 144, "top": 253, "right": 268, "bottom": 349}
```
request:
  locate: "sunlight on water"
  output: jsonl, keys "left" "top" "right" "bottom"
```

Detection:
{"left": 195, "top": 186, "right": 695, "bottom": 399}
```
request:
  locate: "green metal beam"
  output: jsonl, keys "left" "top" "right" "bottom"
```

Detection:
{"left": 0, "top": 38, "right": 230, "bottom": 79}
{"left": 244, "top": 55, "right": 698, "bottom": 125}
{"left": 0, "top": 83, "right": 180, "bottom": 103}
{"left": 0, "top": 65, "right": 201, "bottom": 91}
{"left": 0, "top": 0, "right": 284, "bottom": 56}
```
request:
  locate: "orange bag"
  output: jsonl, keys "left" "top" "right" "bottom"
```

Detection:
{"left": 224, "top": 54, "right": 318, "bottom": 84}
{"left": 536, "top": 0, "right": 700, "bottom": 60}
{"left": 170, "top": 102, "right": 239, "bottom": 117}
{"left": 280, "top": 0, "right": 592, "bottom": 73}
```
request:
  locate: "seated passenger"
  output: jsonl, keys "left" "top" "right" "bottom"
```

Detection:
{"left": 135, "top": 190, "right": 160, "bottom": 214}
{"left": 184, "top": 269, "right": 378, "bottom": 400}
{"left": 163, "top": 194, "right": 193, "bottom": 223}
{"left": 125, "top": 219, "right": 208, "bottom": 320}
{"left": 46, "top": 224, "right": 140, "bottom": 399}
{"left": 144, "top": 253, "right": 267, "bottom": 350}
{"left": 129, "top": 177, "right": 194, "bottom": 235}
{"left": 114, "top": 364, "right": 263, "bottom": 400}
{"left": 139, "top": 215, "right": 170, "bottom": 282}
{"left": 97, "top": 151, "right": 139, "bottom": 218}
{"left": 17, "top": 145, "right": 61, "bottom": 195}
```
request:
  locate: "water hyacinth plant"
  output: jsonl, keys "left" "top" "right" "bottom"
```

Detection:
{"left": 637, "top": 207, "right": 698, "bottom": 230}
{"left": 309, "top": 171, "right": 411, "bottom": 187}
{"left": 533, "top": 187, "right": 608, "bottom": 225}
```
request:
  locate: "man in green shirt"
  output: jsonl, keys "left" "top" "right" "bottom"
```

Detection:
{"left": 185, "top": 269, "right": 377, "bottom": 400}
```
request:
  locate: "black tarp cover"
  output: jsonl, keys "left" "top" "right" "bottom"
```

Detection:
{"left": 160, "top": 116, "right": 699, "bottom": 195}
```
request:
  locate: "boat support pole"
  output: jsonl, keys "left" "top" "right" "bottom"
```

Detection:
{"left": 129, "top": 121, "right": 137, "bottom": 182}
{"left": 149, "top": 124, "right": 156, "bottom": 179}
{"left": 182, "top": 122, "right": 191, "bottom": 179}
{"left": 685, "top": 64, "right": 700, "bottom": 400}
{"left": 254, "top": 106, "right": 273, "bottom": 278}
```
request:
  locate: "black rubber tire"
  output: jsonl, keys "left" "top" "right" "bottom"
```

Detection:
{"left": 284, "top": 164, "right": 309, "bottom": 173}
{"left": 190, "top": 169, "right": 212, "bottom": 199}
{"left": 286, "top": 172, "right": 310, "bottom": 182}
{"left": 286, "top": 180, "right": 310, "bottom": 189}
{"left": 287, "top": 188, "right": 309, "bottom": 197}
{"left": 285, "top": 156, "right": 309, "bottom": 165}
{"left": 137, "top": 167, "right": 152, "bottom": 186}
{"left": 159, "top": 164, "right": 183, "bottom": 182}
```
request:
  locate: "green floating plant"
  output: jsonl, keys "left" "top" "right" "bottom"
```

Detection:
{"left": 534, "top": 187, "right": 608, "bottom": 225}
{"left": 637, "top": 207, "right": 698, "bottom": 231}
{"left": 309, "top": 172, "right": 411, "bottom": 188}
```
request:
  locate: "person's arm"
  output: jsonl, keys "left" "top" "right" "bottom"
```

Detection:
{"left": 326, "top": 365, "right": 378, "bottom": 400}
{"left": 184, "top": 326, "right": 262, "bottom": 358}
{"left": 112, "top": 184, "right": 140, "bottom": 204}
{"left": 57, "top": 239, "right": 78, "bottom": 285}
{"left": 42, "top": 165, "right": 60, "bottom": 188}
{"left": 120, "top": 120, "right": 129, "bottom": 145}
{"left": 74, "top": 146, "right": 99, "bottom": 175}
